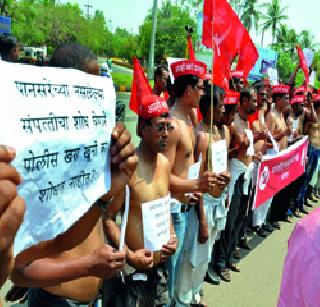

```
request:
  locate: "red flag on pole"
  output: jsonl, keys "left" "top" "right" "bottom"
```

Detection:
{"left": 236, "top": 31, "right": 259, "bottom": 79}
{"left": 187, "top": 35, "right": 196, "bottom": 61}
{"left": 296, "top": 45, "right": 309, "bottom": 92}
{"left": 129, "top": 57, "right": 153, "bottom": 114}
{"left": 202, "top": 0, "right": 258, "bottom": 87}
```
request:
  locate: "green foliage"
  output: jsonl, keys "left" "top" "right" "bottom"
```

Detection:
{"left": 276, "top": 51, "right": 295, "bottom": 82}
{"left": 240, "top": 0, "right": 260, "bottom": 33}
{"left": 8, "top": 0, "right": 139, "bottom": 58}
{"left": 138, "top": 0, "right": 196, "bottom": 63}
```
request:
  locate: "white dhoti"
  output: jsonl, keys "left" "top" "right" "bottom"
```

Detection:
{"left": 175, "top": 193, "right": 226, "bottom": 306}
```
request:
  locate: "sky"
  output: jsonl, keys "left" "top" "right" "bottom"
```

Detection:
{"left": 67, "top": 0, "right": 320, "bottom": 47}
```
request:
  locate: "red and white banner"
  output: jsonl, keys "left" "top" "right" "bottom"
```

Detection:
{"left": 254, "top": 137, "right": 309, "bottom": 209}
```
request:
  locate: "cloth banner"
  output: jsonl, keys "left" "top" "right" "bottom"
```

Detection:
{"left": 0, "top": 60, "right": 115, "bottom": 255}
{"left": 254, "top": 137, "right": 308, "bottom": 209}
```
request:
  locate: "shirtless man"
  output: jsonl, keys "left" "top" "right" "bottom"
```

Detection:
{"left": 299, "top": 94, "right": 320, "bottom": 208}
{"left": 267, "top": 85, "right": 292, "bottom": 227}
{"left": 174, "top": 86, "right": 230, "bottom": 304}
{"left": 0, "top": 146, "right": 25, "bottom": 289}
{"left": 153, "top": 65, "right": 169, "bottom": 100}
{"left": 165, "top": 60, "right": 217, "bottom": 303}
{"left": 103, "top": 94, "right": 176, "bottom": 306}
{"left": 10, "top": 43, "right": 138, "bottom": 306}
{"left": 251, "top": 83, "right": 274, "bottom": 236}
{"left": 216, "top": 88, "right": 256, "bottom": 282}
{"left": 230, "top": 70, "right": 245, "bottom": 93}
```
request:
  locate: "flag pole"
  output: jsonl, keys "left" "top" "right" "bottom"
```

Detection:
{"left": 208, "top": 10, "right": 214, "bottom": 172}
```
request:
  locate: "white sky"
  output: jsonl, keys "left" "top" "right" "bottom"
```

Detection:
{"left": 67, "top": 0, "right": 320, "bottom": 47}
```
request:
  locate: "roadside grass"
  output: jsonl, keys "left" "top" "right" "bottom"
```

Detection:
{"left": 111, "top": 72, "right": 133, "bottom": 89}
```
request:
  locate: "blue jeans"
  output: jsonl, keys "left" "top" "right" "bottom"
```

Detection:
{"left": 167, "top": 211, "right": 187, "bottom": 303}
{"left": 297, "top": 145, "right": 320, "bottom": 207}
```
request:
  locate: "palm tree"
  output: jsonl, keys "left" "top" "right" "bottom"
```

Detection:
{"left": 275, "top": 24, "right": 298, "bottom": 51}
{"left": 240, "top": 0, "right": 260, "bottom": 33}
{"left": 260, "top": 0, "right": 288, "bottom": 45}
{"left": 229, "top": 0, "right": 243, "bottom": 16}
{"left": 299, "top": 30, "right": 316, "bottom": 49}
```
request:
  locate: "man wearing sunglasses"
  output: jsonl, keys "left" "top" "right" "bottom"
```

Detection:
{"left": 103, "top": 94, "right": 176, "bottom": 306}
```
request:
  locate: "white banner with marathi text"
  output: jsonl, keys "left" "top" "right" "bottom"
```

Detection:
{"left": 0, "top": 60, "right": 115, "bottom": 255}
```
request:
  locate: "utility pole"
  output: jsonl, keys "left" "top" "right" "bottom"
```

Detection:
{"left": 84, "top": 1, "right": 93, "bottom": 19}
{"left": 147, "top": 0, "right": 158, "bottom": 80}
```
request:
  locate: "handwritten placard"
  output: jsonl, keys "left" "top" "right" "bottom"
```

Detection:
{"left": 142, "top": 195, "right": 171, "bottom": 252}
{"left": 211, "top": 140, "right": 227, "bottom": 173}
{"left": 0, "top": 60, "right": 115, "bottom": 255}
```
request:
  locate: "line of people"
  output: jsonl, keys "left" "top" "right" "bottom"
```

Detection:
{"left": 0, "top": 39, "right": 319, "bottom": 307}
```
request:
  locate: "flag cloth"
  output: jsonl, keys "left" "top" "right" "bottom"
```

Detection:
{"left": 129, "top": 57, "right": 152, "bottom": 114}
{"left": 236, "top": 31, "right": 259, "bottom": 79}
{"left": 202, "top": 0, "right": 258, "bottom": 87}
{"left": 187, "top": 35, "right": 196, "bottom": 61}
{"left": 296, "top": 45, "right": 309, "bottom": 92}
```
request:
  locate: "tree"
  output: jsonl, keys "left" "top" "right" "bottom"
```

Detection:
{"left": 240, "top": 0, "right": 260, "bottom": 33}
{"left": 299, "top": 30, "right": 316, "bottom": 49}
{"left": 277, "top": 50, "right": 295, "bottom": 83}
{"left": 138, "top": 0, "right": 196, "bottom": 64}
{"left": 274, "top": 24, "right": 298, "bottom": 51}
{"left": 260, "top": 0, "right": 288, "bottom": 45}
{"left": 229, "top": 0, "right": 243, "bottom": 16}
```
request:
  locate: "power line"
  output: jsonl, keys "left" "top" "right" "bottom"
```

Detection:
{"left": 84, "top": 1, "right": 93, "bottom": 19}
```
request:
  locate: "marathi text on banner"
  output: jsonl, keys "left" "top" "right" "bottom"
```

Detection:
{"left": 142, "top": 195, "right": 171, "bottom": 252}
{"left": 254, "top": 137, "right": 308, "bottom": 209}
{"left": 0, "top": 60, "right": 116, "bottom": 255}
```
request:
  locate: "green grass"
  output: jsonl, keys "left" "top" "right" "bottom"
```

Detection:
{"left": 111, "top": 72, "right": 133, "bottom": 88}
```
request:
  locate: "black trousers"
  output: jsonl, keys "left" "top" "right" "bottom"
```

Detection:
{"left": 270, "top": 184, "right": 292, "bottom": 222}
{"left": 216, "top": 174, "right": 249, "bottom": 269}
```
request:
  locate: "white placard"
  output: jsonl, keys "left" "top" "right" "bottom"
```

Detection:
{"left": 292, "top": 119, "right": 299, "bottom": 132}
{"left": 267, "top": 68, "right": 278, "bottom": 85}
{"left": 211, "top": 140, "right": 227, "bottom": 174}
{"left": 0, "top": 60, "right": 115, "bottom": 255}
{"left": 245, "top": 129, "right": 254, "bottom": 156}
{"left": 142, "top": 195, "right": 171, "bottom": 252}
{"left": 119, "top": 185, "right": 130, "bottom": 251}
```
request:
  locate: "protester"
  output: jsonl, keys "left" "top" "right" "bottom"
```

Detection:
{"left": 251, "top": 82, "right": 274, "bottom": 236}
{"left": 103, "top": 94, "right": 176, "bottom": 306}
{"left": 267, "top": 85, "right": 291, "bottom": 228}
{"left": 215, "top": 88, "right": 255, "bottom": 282}
{"left": 9, "top": 43, "right": 138, "bottom": 306}
{"left": 153, "top": 64, "right": 169, "bottom": 100}
{"left": 165, "top": 59, "right": 217, "bottom": 304}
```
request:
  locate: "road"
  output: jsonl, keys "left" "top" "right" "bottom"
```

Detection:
{"left": 112, "top": 63, "right": 133, "bottom": 75}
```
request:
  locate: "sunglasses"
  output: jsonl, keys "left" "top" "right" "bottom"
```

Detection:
{"left": 148, "top": 122, "right": 174, "bottom": 133}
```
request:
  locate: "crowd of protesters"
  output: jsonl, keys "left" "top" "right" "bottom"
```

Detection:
{"left": 0, "top": 31, "right": 319, "bottom": 307}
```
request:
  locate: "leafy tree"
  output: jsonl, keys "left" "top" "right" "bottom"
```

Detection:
{"left": 138, "top": 0, "right": 196, "bottom": 64}
{"left": 240, "top": 0, "right": 260, "bottom": 33}
{"left": 299, "top": 30, "right": 316, "bottom": 49}
{"left": 260, "top": 0, "right": 288, "bottom": 45}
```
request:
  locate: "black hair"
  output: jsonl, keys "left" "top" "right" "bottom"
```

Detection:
{"left": 224, "top": 104, "right": 237, "bottom": 115}
{"left": 0, "top": 33, "right": 18, "bottom": 61}
{"left": 272, "top": 93, "right": 284, "bottom": 103}
{"left": 240, "top": 89, "right": 251, "bottom": 105}
{"left": 314, "top": 101, "right": 320, "bottom": 110}
{"left": 154, "top": 65, "right": 168, "bottom": 80}
{"left": 49, "top": 43, "right": 97, "bottom": 72}
{"left": 174, "top": 75, "right": 199, "bottom": 98}
{"left": 137, "top": 113, "right": 169, "bottom": 137}
{"left": 199, "top": 85, "right": 219, "bottom": 117}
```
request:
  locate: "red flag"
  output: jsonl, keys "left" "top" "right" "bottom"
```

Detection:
{"left": 236, "top": 31, "right": 259, "bottom": 79}
{"left": 296, "top": 45, "right": 309, "bottom": 92}
{"left": 202, "top": 0, "right": 258, "bottom": 87}
{"left": 202, "top": 0, "right": 241, "bottom": 89}
{"left": 129, "top": 57, "right": 152, "bottom": 114}
{"left": 187, "top": 35, "right": 196, "bottom": 61}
